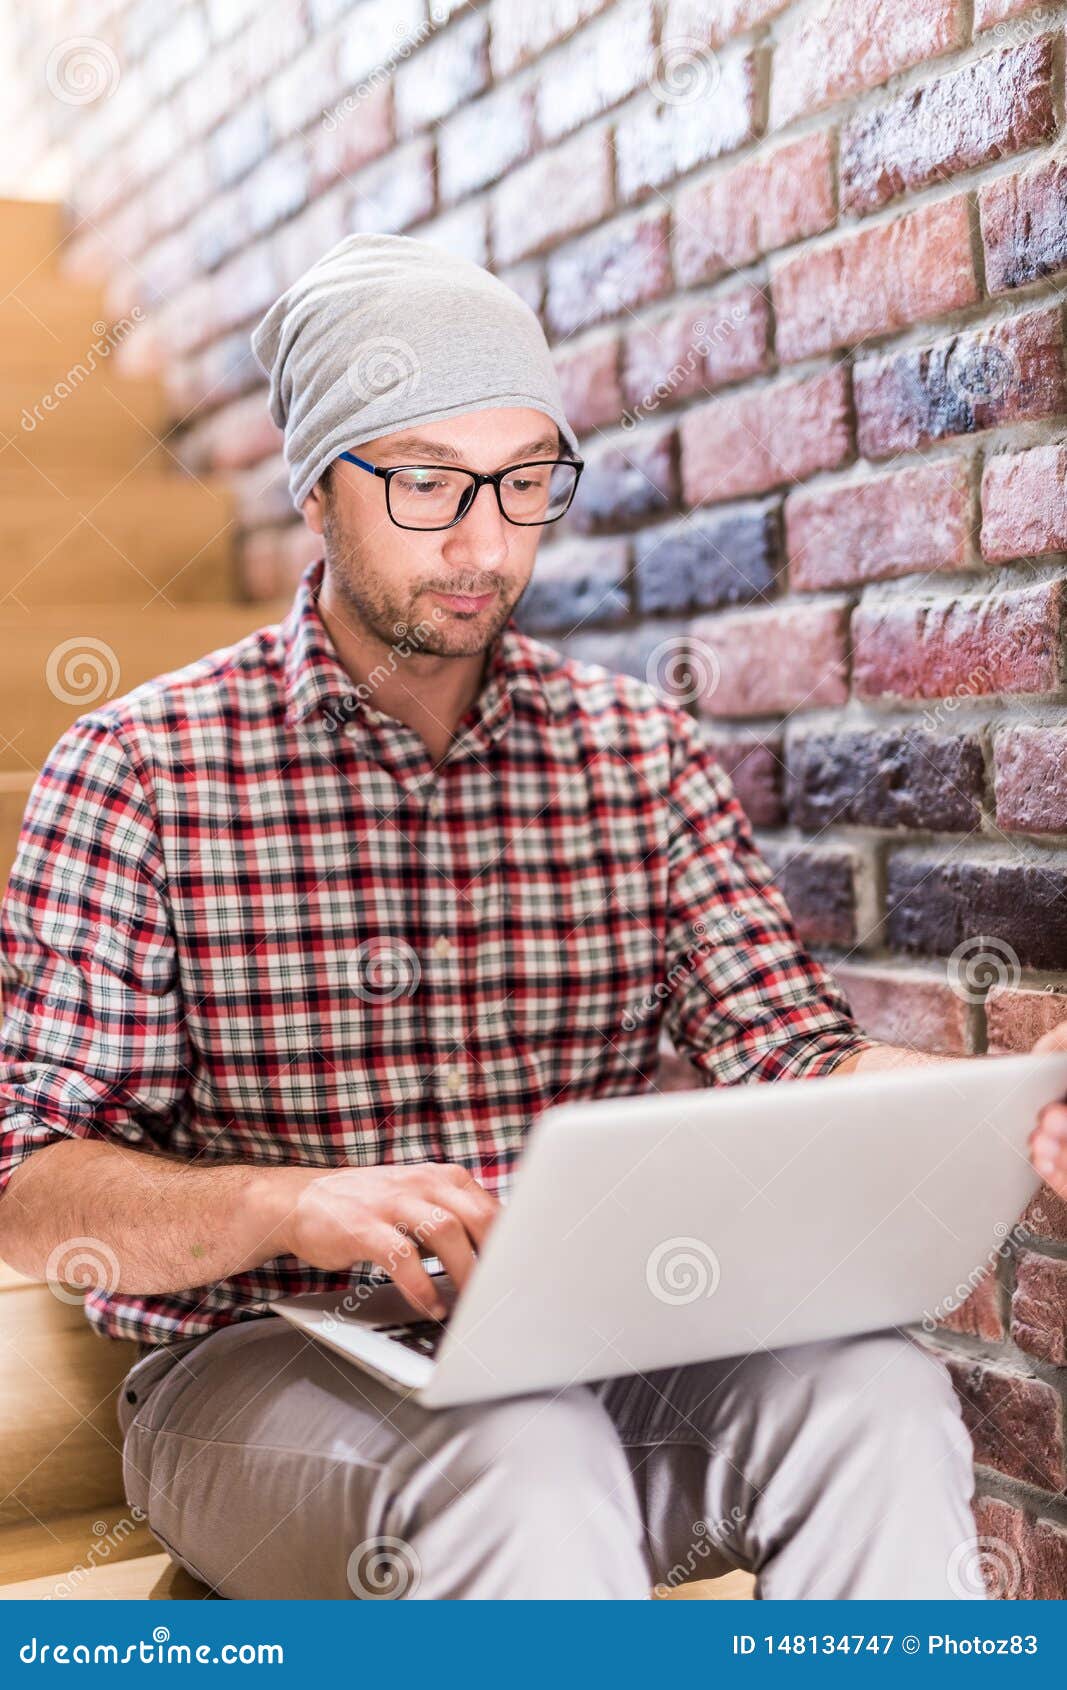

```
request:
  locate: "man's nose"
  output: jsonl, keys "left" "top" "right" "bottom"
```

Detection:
{"left": 441, "top": 480, "right": 510, "bottom": 564}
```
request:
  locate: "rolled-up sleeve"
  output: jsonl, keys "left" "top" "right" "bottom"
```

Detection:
{"left": 661, "top": 714, "right": 879, "bottom": 1086}
{"left": 0, "top": 715, "right": 191, "bottom": 1197}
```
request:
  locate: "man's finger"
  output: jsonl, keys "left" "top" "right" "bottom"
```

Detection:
{"left": 369, "top": 1224, "right": 447, "bottom": 1319}
{"left": 400, "top": 1203, "right": 477, "bottom": 1291}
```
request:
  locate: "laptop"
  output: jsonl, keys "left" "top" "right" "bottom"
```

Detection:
{"left": 271, "top": 1049, "right": 1067, "bottom": 1408}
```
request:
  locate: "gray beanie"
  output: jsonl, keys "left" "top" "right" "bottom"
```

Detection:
{"left": 250, "top": 231, "right": 580, "bottom": 513}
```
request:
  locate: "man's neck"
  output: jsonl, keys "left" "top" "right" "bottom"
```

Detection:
{"left": 317, "top": 577, "right": 491, "bottom": 765}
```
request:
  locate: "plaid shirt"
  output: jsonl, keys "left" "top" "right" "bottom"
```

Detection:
{"left": 0, "top": 555, "right": 874, "bottom": 1347}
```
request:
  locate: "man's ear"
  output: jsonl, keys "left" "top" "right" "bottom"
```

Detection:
{"left": 302, "top": 477, "right": 327, "bottom": 536}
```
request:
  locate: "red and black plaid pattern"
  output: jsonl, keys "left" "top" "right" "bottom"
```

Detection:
{"left": 0, "top": 555, "right": 874, "bottom": 1346}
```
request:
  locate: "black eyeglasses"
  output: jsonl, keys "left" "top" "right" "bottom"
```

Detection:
{"left": 336, "top": 450, "right": 584, "bottom": 531}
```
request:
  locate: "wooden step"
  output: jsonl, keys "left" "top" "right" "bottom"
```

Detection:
{"left": 0, "top": 1280, "right": 137, "bottom": 1531}
{"left": 0, "top": 1506, "right": 169, "bottom": 1590}
{"left": 0, "top": 1547, "right": 213, "bottom": 1600}
{"left": 0, "top": 200, "right": 70, "bottom": 287}
{"left": 0, "top": 375, "right": 169, "bottom": 475}
{"left": 0, "top": 474, "right": 237, "bottom": 607}
{"left": 0, "top": 599, "right": 290, "bottom": 770}
{"left": 0, "top": 772, "right": 35, "bottom": 892}
{"left": 0, "top": 279, "right": 114, "bottom": 377}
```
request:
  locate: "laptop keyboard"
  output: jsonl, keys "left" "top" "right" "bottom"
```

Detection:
{"left": 373, "top": 1318, "right": 449, "bottom": 1357}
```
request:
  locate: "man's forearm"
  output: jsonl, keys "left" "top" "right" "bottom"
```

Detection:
{"left": 0, "top": 1138, "right": 310, "bottom": 1294}
{"left": 833, "top": 1041, "right": 967, "bottom": 1076}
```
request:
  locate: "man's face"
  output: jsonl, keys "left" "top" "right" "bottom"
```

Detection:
{"left": 302, "top": 407, "right": 562, "bottom": 658}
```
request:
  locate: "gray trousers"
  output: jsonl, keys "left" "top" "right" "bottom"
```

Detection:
{"left": 117, "top": 1318, "right": 987, "bottom": 1601}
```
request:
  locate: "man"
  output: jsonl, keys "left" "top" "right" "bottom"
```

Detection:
{"left": 0, "top": 234, "right": 1064, "bottom": 1601}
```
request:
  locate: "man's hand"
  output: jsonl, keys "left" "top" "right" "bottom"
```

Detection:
{"left": 267, "top": 1161, "right": 500, "bottom": 1319}
{"left": 1028, "top": 1019, "right": 1067, "bottom": 1203}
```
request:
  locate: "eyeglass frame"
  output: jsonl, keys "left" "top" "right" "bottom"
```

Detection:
{"left": 334, "top": 449, "right": 585, "bottom": 531}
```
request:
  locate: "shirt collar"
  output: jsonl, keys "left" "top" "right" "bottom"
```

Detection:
{"left": 280, "top": 555, "right": 553, "bottom": 737}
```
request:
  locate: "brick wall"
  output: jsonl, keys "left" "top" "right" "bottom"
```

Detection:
{"left": 7, "top": 0, "right": 1067, "bottom": 1592}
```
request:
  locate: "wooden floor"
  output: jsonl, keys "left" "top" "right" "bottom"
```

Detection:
{"left": 0, "top": 1261, "right": 754, "bottom": 1600}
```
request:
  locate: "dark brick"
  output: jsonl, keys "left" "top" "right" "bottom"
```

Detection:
{"left": 841, "top": 36, "right": 1057, "bottom": 215}
{"left": 634, "top": 505, "right": 778, "bottom": 615}
{"left": 760, "top": 841, "right": 860, "bottom": 947}
{"left": 887, "top": 852, "right": 1067, "bottom": 972}
{"left": 515, "top": 537, "right": 630, "bottom": 635}
{"left": 787, "top": 729, "right": 985, "bottom": 833}
{"left": 855, "top": 306, "right": 1067, "bottom": 459}
{"left": 568, "top": 429, "right": 677, "bottom": 534}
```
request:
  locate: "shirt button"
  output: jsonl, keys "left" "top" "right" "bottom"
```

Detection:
{"left": 428, "top": 791, "right": 442, "bottom": 817}
{"left": 446, "top": 1067, "right": 464, "bottom": 1093}
{"left": 432, "top": 935, "right": 453, "bottom": 958}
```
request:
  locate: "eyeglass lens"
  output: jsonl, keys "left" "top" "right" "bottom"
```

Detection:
{"left": 388, "top": 461, "right": 578, "bottom": 528}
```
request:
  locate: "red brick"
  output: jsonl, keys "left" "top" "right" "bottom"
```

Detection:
{"left": 773, "top": 196, "right": 978, "bottom": 364}
{"left": 993, "top": 727, "right": 1067, "bottom": 834}
{"left": 673, "top": 131, "right": 835, "bottom": 289}
{"left": 855, "top": 306, "right": 1067, "bottom": 459}
{"left": 545, "top": 209, "right": 671, "bottom": 338}
{"left": 492, "top": 127, "right": 614, "bottom": 265}
{"left": 690, "top": 600, "right": 850, "bottom": 717}
{"left": 535, "top": 0, "right": 654, "bottom": 143}
{"left": 489, "top": 0, "right": 612, "bottom": 77}
{"left": 554, "top": 335, "right": 623, "bottom": 435}
{"left": 661, "top": 0, "right": 790, "bottom": 47}
{"left": 680, "top": 365, "right": 852, "bottom": 507}
{"left": 1020, "top": 1179, "right": 1067, "bottom": 1247}
{"left": 770, "top": 0, "right": 964, "bottom": 128}
{"left": 786, "top": 460, "right": 972, "bottom": 591}
{"left": 699, "top": 730, "right": 785, "bottom": 826}
{"left": 942, "top": 1352, "right": 1066, "bottom": 1492}
{"left": 614, "top": 51, "right": 758, "bottom": 201}
{"left": 203, "top": 392, "right": 281, "bottom": 471}
{"left": 975, "top": 0, "right": 1051, "bottom": 28}
{"left": 940, "top": 1269, "right": 1006, "bottom": 1344}
{"left": 982, "top": 444, "right": 1067, "bottom": 563}
{"left": 853, "top": 580, "right": 1063, "bottom": 703}
{"left": 437, "top": 81, "right": 535, "bottom": 205}
{"left": 982, "top": 149, "right": 1067, "bottom": 295}
{"left": 1011, "top": 1251, "right": 1067, "bottom": 1366}
{"left": 841, "top": 37, "right": 1056, "bottom": 216}
{"left": 972, "top": 1497, "right": 1067, "bottom": 1602}
{"left": 829, "top": 962, "right": 971, "bottom": 1054}
{"left": 309, "top": 82, "right": 393, "bottom": 194}
{"left": 987, "top": 985, "right": 1067, "bottom": 1056}
{"left": 622, "top": 287, "right": 772, "bottom": 421}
